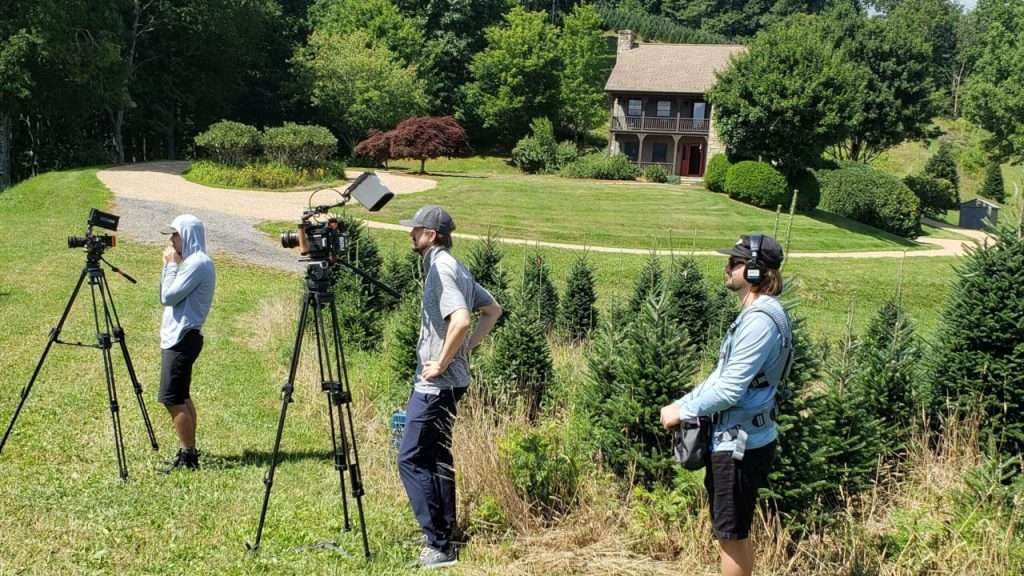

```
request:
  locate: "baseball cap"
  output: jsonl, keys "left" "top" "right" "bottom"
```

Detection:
{"left": 159, "top": 223, "right": 178, "bottom": 235}
{"left": 716, "top": 234, "right": 784, "bottom": 269}
{"left": 399, "top": 205, "right": 456, "bottom": 235}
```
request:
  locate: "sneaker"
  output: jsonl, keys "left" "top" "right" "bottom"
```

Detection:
{"left": 159, "top": 448, "right": 200, "bottom": 474}
{"left": 418, "top": 545, "right": 457, "bottom": 569}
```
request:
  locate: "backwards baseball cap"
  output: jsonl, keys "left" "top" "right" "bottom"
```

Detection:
{"left": 716, "top": 234, "right": 784, "bottom": 269}
{"left": 399, "top": 205, "right": 455, "bottom": 235}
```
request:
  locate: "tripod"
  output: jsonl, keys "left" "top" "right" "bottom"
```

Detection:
{"left": 248, "top": 260, "right": 376, "bottom": 558}
{"left": 0, "top": 247, "right": 159, "bottom": 480}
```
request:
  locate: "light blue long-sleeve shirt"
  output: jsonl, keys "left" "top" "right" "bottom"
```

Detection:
{"left": 160, "top": 215, "right": 215, "bottom": 349}
{"left": 677, "top": 295, "right": 790, "bottom": 453}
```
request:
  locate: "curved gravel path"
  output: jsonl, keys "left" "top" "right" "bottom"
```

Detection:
{"left": 98, "top": 162, "right": 982, "bottom": 272}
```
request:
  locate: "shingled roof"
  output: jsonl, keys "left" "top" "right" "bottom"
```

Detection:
{"left": 604, "top": 42, "right": 746, "bottom": 94}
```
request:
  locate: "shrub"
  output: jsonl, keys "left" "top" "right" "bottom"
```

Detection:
{"left": 923, "top": 140, "right": 960, "bottom": 193}
{"left": 260, "top": 123, "right": 337, "bottom": 168}
{"left": 186, "top": 160, "right": 345, "bottom": 189}
{"left": 980, "top": 161, "right": 1006, "bottom": 203}
{"left": 724, "top": 160, "right": 788, "bottom": 208}
{"left": 511, "top": 136, "right": 548, "bottom": 174}
{"left": 554, "top": 141, "right": 578, "bottom": 170}
{"left": 498, "top": 423, "right": 580, "bottom": 517}
{"left": 819, "top": 165, "right": 921, "bottom": 237}
{"left": 904, "top": 175, "right": 959, "bottom": 219}
{"left": 929, "top": 225, "right": 1024, "bottom": 463}
{"left": 663, "top": 257, "right": 710, "bottom": 344}
{"left": 787, "top": 168, "right": 821, "bottom": 211}
{"left": 559, "top": 254, "right": 598, "bottom": 342}
{"left": 194, "top": 120, "right": 260, "bottom": 165}
{"left": 666, "top": 174, "right": 680, "bottom": 185}
{"left": 561, "top": 152, "right": 640, "bottom": 180}
{"left": 643, "top": 164, "right": 669, "bottom": 183}
{"left": 512, "top": 119, "right": 578, "bottom": 174}
{"left": 704, "top": 153, "right": 731, "bottom": 193}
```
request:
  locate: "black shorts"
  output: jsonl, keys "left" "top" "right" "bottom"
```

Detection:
{"left": 704, "top": 441, "right": 776, "bottom": 540}
{"left": 159, "top": 330, "right": 204, "bottom": 406}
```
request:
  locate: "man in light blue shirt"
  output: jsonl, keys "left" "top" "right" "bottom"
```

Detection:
{"left": 157, "top": 214, "right": 215, "bottom": 473}
{"left": 661, "top": 234, "right": 792, "bottom": 576}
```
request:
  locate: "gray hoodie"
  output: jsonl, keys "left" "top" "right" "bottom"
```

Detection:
{"left": 160, "top": 215, "right": 215, "bottom": 349}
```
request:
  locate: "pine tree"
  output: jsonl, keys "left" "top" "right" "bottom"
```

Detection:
{"left": 380, "top": 249, "right": 421, "bottom": 310}
{"left": 485, "top": 297, "right": 554, "bottom": 421}
{"left": 980, "top": 161, "right": 1006, "bottom": 203}
{"left": 331, "top": 215, "right": 386, "bottom": 350}
{"left": 853, "top": 299, "right": 921, "bottom": 445}
{"left": 467, "top": 231, "right": 511, "bottom": 322}
{"left": 586, "top": 295, "right": 700, "bottom": 487}
{"left": 663, "top": 256, "right": 710, "bottom": 344}
{"left": 521, "top": 250, "right": 560, "bottom": 331}
{"left": 628, "top": 254, "right": 663, "bottom": 314}
{"left": 929, "top": 225, "right": 1024, "bottom": 461}
{"left": 923, "top": 140, "right": 960, "bottom": 193}
{"left": 559, "top": 253, "right": 599, "bottom": 342}
{"left": 383, "top": 291, "right": 421, "bottom": 408}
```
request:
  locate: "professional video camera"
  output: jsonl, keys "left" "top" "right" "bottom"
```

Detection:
{"left": 67, "top": 208, "right": 120, "bottom": 254}
{"left": 279, "top": 172, "right": 393, "bottom": 263}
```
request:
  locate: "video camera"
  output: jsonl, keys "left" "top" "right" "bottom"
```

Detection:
{"left": 279, "top": 172, "right": 393, "bottom": 263}
{"left": 68, "top": 209, "right": 119, "bottom": 254}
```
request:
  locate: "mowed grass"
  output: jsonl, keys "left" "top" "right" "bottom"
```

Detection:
{"left": 359, "top": 174, "right": 942, "bottom": 253}
{"left": 0, "top": 170, "right": 429, "bottom": 575}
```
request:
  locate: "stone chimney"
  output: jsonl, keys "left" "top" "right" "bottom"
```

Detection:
{"left": 617, "top": 30, "right": 636, "bottom": 55}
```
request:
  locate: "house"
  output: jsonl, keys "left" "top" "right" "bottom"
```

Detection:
{"left": 604, "top": 31, "right": 745, "bottom": 178}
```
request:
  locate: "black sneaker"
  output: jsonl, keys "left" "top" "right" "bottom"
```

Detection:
{"left": 159, "top": 448, "right": 200, "bottom": 474}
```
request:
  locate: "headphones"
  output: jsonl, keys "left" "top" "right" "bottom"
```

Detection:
{"left": 745, "top": 234, "right": 764, "bottom": 285}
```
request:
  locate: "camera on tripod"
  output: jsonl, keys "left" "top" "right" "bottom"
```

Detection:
{"left": 67, "top": 208, "right": 120, "bottom": 252}
{"left": 278, "top": 172, "right": 394, "bottom": 263}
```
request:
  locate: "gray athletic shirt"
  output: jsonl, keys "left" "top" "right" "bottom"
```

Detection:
{"left": 414, "top": 247, "right": 495, "bottom": 395}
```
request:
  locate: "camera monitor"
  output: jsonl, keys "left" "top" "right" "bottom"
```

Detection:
{"left": 347, "top": 172, "right": 393, "bottom": 212}
{"left": 88, "top": 208, "right": 120, "bottom": 231}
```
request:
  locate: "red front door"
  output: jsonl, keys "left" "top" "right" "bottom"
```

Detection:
{"left": 679, "top": 143, "right": 705, "bottom": 177}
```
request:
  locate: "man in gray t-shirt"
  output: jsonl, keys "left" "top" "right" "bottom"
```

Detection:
{"left": 397, "top": 205, "right": 502, "bottom": 569}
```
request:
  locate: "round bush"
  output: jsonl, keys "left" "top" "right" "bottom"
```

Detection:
{"left": 194, "top": 120, "right": 260, "bottom": 165}
{"left": 787, "top": 168, "right": 821, "bottom": 212}
{"left": 724, "top": 161, "right": 788, "bottom": 208}
{"left": 904, "top": 174, "right": 958, "bottom": 219}
{"left": 819, "top": 165, "right": 921, "bottom": 237}
{"left": 260, "top": 123, "right": 337, "bottom": 168}
{"left": 643, "top": 164, "right": 669, "bottom": 183}
{"left": 511, "top": 135, "right": 547, "bottom": 173}
{"left": 705, "top": 153, "right": 731, "bottom": 193}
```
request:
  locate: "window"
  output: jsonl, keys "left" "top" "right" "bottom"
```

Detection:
{"left": 693, "top": 101, "right": 707, "bottom": 119}
{"left": 622, "top": 141, "right": 639, "bottom": 161}
{"left": 627, "top": 99, "right": 642, "bottom": 116}
{"left": 652, "top": 143, "right": 668, "bottom": 163}
{"left": 656, "top": 100, "right": 671, "bottom": 117}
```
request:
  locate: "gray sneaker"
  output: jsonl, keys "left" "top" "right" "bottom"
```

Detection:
{"left": 418, "top": 545, "right": 457, "bottom": 569}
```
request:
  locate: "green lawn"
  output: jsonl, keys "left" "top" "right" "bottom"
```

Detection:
{"left": 354, "top": 155, "right": 522, "bottom": 177}
{"left": 354, "top": 174, "right": 942, "bottom": 253}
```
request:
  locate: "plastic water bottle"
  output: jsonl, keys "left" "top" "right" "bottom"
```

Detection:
{"left": 390, "top": 409, "right": 407, "bottom": 450}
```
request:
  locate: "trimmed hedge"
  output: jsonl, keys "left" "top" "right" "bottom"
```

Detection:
{"left": 260, "top": 123, "right": 337, "bottom": 168}
{"left": 705, "top": 153, "right": 731, "bottom": 193}
{"left": 643, "top": 164, "right": 669, "bottom": 183}
{"left": 787, "top": 168, "right": 821, "bottom": 212}
{"left": 724, "top": 161, "right": 788, "bottom": 208}
{"left": 194, "top": 120, "right": 260, "bottom": 165}
{"left": 904, "top": 175, "right": 958, "bottom": 219}
{"left": 819, "top": 165, "right": 921, "bottom": 237}
{"left": 561, "top": 152, "right": 640, "bottom": 180}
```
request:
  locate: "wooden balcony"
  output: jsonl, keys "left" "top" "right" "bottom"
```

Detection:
{"left": 610, "top": 114, "right": 709, "bottom": 134}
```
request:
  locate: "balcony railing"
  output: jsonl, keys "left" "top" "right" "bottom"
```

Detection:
{"left": 611, "top": 115, "right": 709, "bottom": 134}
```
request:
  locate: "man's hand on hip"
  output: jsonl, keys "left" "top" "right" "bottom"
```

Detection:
{"left": 422, "top": 360, "right": 448, "bottom": 381}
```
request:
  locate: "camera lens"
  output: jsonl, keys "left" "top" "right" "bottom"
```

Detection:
{"left": 281, "top": 231, "right": 301, "bottom": 248}
{"left": 68, "top": 236, "right": 88, "bottom": 248}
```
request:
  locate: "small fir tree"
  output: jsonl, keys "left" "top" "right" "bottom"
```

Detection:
{"left": 663, "top": 256, "right": 710, "bottom": 344}
{"left": 929, "top": 225, "right": 1024, "bottom": 462}
{"left": 331, "top": 215, "right": 386, "bottom": 350}
{"left": 484, "top": 297, "right": 554, "bottom": 421}
{"left": 467, "top": 231, "right": 511, "bottom": 315}
{"left": 980, "top": 161, "right": 1006, "bottom": 203}
{"left": 521, "top": 250, "right": 560, "bottom": 331}
{"left": 559, "top": 253, "right": 599, "bottom": 342}
{"left": 628, "top": 254, "right": 663, "bottom": 315}
{"left": 923, "top": 140, "right": 960, "bottom": 193}
{"left": 380, "top": 249, "right": 421, "bottom": 310}
{"left": 383, "top": 291, "right": 421, "bottom": 408}
{"left": 586, "top": 296, "right": 700, "bottom": 487}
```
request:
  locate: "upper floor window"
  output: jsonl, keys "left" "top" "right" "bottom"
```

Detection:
{"left": 656, "top": 100, "right": 671, "bottom": 117}
{"left": 693, "top": 101, "right": 707, "bottom": 119}
{"left": 627, "top": 99, "right": 642, "bottom": 116}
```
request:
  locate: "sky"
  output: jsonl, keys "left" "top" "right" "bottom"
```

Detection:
{"left": 958, "top": 0, "right": 977, "bottom": 10}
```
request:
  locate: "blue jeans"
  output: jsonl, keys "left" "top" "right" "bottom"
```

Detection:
{"left": 398, "top": 388, "right": 466, "bottom": 551}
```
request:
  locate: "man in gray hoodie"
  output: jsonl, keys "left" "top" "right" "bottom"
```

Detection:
{"left": 157, "top": 214, "right": 215, "bottom": 473}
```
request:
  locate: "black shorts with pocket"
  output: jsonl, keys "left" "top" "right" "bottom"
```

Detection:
{"left": 704, "top": 440, "right": 776, "bottom": 540}
{"left": 159, "top": 329, "right": 204, "bottom": 406}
